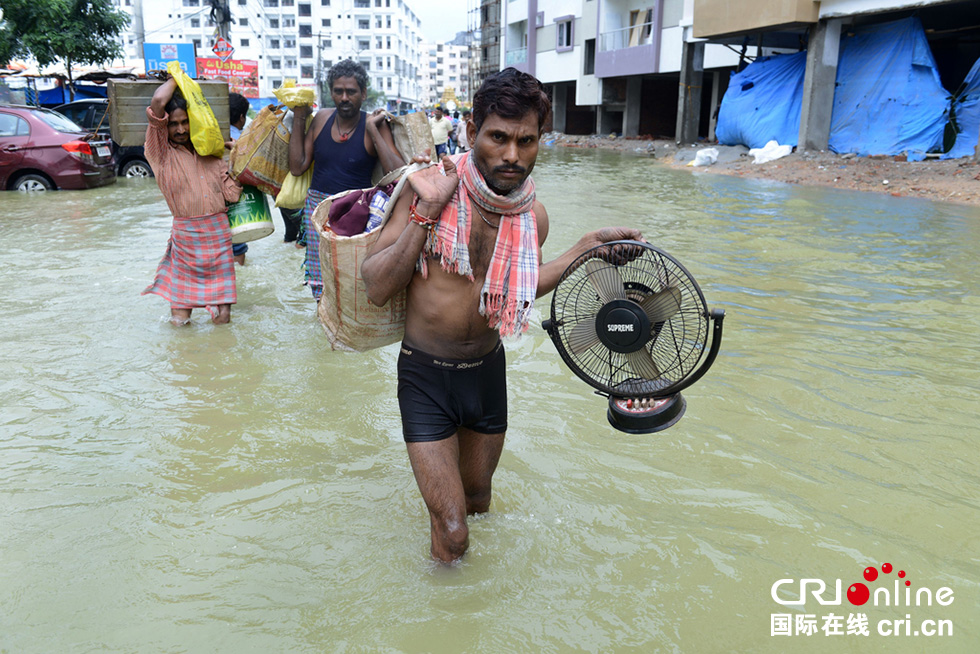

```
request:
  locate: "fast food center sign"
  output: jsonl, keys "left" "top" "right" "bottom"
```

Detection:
{"left": 195, "top": 58, "right": 259, "bottom": 98}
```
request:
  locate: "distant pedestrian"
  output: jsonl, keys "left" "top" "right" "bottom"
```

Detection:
{"left": 456, "top": 110, "right": 472, "bottom": 152}
{"left": 429, "top": 106, "right": 453, "bottom": 157}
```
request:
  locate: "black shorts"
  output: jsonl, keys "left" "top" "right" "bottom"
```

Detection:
{"left": 397, "top": 341, "right": 507, "bottom": 442}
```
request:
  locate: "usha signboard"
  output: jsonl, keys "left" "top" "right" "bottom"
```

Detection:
{"left": 196, "top": 58, "right": 259, "bottom": 99}
{"left": 144, "top": 43, "right": 198, "bottom": 77}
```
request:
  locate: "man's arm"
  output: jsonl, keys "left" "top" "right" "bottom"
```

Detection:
{"left": 289, "top": 106, "right": 324, "bottom": 175}
{"left": 536, "top": 208, "right": 646, "bottom": 298}
{"left": 366, "top": 110, "right": 407, "bottom": 174}
{"left": 149, "top": 77, "right": 177, "bottom": 119}
{"left": 361, "top": 157, "right": 458, "bottom": 306}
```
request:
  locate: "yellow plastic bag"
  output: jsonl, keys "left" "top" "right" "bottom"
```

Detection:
{"left": 273, "top": 79, "right": 316, "bottom": 108}
{"left": 167, "top": 61, "right": 225, "bottom": 157}
{"left": 275, "top": 167, "right": 312, "bottom": 209}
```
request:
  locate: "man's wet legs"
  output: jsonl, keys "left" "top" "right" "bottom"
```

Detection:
{"left": 406, "top": 428, "right": 505, "bottom": 563}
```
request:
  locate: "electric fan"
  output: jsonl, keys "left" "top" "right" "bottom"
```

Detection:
{"left": 542, "top": 241, "right": 725, "bottom": 433}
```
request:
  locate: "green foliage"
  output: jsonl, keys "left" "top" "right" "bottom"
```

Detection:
{"left": 0, "top": 0, "right": 130, "bottom": 70}
{"left": 318, "top": 75, "right": 387, "bottom": 111}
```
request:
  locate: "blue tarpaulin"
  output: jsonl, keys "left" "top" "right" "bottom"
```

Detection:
{"left": 941, "top": 56, "right": 980, "bottom": 159}
{"left": 716, "top": 17, "right": 956, "bottom": 160}
{"left": 829, "top": 18, "right": 949, "bottom": 160}
{"left": 38, "top": 84, "right": 107, "bottom": 106}
{"left": 715, "top": 51, "right": 806, "bottom": 149}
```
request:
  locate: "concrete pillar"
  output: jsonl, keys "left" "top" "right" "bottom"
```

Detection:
{"left": 623, "top": 77, "right": 642, "bottom": 137}
{"left": 799, "top": 18, "right": 842, "bottom": 151}
{"left": 552, "top": 83, "right": 568, "bottom": 133}
{"left": 707, "top": 71, "right": 721, "bottom": 142}
{"left": 675, "top": 41, "right": 704, "bottom": 144}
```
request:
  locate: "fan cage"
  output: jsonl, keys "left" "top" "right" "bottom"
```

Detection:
{"left": 550, "top": 242, "right": 710, "bottom": 398}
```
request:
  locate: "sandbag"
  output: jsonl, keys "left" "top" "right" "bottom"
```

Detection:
{"left": 312, "top": 163, "right": 430, "bottom": 351}
{"left": 229, "top": 105, "right": 291, "bottom": 196}
{"left": 166, "top": 61, "right": 224, "bottom": 157}
{"left": 273, "top": 79, "right": 316, "bottom": 108}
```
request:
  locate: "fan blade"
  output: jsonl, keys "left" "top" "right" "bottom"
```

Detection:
{"left": 585, "top": 259, "right": 626, "bottom": 303}
{"left": 640, "top": 285, "right": 682, "bottom": 324}
{"left": 626, "top": 348, "right": 661, "bottom": 381}
{"left": 567, "top": 319, "right": 601, "bottom": 355}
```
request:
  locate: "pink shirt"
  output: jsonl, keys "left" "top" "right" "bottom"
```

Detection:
{"left": 144, "top": 107, "right": 241, "bottom": 217}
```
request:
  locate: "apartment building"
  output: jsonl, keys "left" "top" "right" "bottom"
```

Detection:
{"left": 496, "top": 0, "right": 745, "bottom": 140}
{"left": 421, "top": 41, "right": 473, "bottom": 107}
{"left": 113, "top": 0, "right": 425, "bottom": 111}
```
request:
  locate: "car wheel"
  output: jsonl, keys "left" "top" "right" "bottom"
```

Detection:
{"left": 122, "top": 160, "right": 152, "bottom": 178}
{"left": 14, "top": 174, "right": 53, "bottom": 192}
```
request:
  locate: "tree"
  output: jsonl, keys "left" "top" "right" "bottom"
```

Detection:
{"left": 0, "top": 0, "right": 130, "bottom": 101}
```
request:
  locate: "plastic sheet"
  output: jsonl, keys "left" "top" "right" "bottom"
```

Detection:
{"left": 941, "top": 56, "right": 980, "bottom": 159}
{"left": 829, "top": 18, "right": 950, "bottom": 161}
{"left": 715, "top": 51, "right": 806, "bottom": 150}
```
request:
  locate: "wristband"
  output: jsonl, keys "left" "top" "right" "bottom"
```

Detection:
{"left": 409, "top": 199, "right": 438, "bottom": 229}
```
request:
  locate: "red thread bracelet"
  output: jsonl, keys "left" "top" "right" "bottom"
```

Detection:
{"left": 409, "top": 200, "right": 438, "bottom": 229}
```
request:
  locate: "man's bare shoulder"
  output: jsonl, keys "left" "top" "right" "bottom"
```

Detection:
{"left": 533, "top": 198, "right": 549, "bottom": 246}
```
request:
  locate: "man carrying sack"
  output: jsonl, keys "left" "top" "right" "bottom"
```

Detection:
{"left": 142, "top": 75, "right": 243, "bottom": 325}
{"left": 288, "top": 60, "right": 406, "bottom": 301}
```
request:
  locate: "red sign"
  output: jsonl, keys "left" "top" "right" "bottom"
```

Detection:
{"left": 212, "top": 37, "right": 234, "bottom": 62}
{"left": 196, "top": 58, "right": 259, "bottom": 98}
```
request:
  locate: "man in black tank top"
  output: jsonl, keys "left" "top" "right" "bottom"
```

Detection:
{"left": 288, "top": 60, "right": 407, "bottom": 300}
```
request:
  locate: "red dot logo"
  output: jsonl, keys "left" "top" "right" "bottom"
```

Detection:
{"left": 898, "top": 570, "right": 906, "bottom": 578}
{"left": 847, "top": 582, "right": 870, "bottom": 605}
{"left": 905, "top": 580, "right": 911, "bottom": 586}
{"left": 882, "top": 562, "right": 893, "bottom": 574}
{"left": 863, "top": 566, "right": 878, "bottom": 582}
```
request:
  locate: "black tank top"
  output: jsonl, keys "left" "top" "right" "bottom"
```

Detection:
{"left": 310, "top": 111, "right": 376, "bottom": 195}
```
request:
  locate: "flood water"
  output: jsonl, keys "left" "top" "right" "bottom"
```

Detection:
{"left": 1, "top": 149, "right": 978, "bottom": 653}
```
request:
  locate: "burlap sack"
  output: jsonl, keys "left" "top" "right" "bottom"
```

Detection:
{"left": 230, "top": 105, "right": 291, "bottom": 196}
{"left": 313, "top": 164, "right": 429, "bottom": 351}
{"left": 371, "top": 111, "right": 437, "bottom": 184}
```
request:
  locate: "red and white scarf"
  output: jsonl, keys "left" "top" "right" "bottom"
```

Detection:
{"left": 418, "top": 152, "right": 538, "bottom": 336}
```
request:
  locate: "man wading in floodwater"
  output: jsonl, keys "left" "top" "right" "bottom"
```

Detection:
{"left": 362, "top": 68, "right": 644, "bottom": 563}
{"left": 142, "top": 76, "right": 243, "bottom": 325}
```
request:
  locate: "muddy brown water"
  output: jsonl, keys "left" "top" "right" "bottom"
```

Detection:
{"left": 1, "top": 149, "right": 977, "bottom": 652}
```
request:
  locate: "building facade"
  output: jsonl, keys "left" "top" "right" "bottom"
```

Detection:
{"left": 421, "top": 40, "right": 473, "bottom": 108}
{"left": 113, "top": 0, "right": 425, "bottom": 111}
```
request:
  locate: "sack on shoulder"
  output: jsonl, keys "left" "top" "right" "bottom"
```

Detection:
{"left": 312, "top": 163, "right": 430, "bottom": 352}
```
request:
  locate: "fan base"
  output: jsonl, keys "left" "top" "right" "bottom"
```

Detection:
{"left": 607, "top": 393, "right": 687, "bottom": 434}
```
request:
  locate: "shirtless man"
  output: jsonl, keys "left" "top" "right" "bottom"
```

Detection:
{"left": 361, "top": 68, "right": 643, "bottom": 563}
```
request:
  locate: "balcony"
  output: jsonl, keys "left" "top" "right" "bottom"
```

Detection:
{"left": 693, "top": 0, "right": 818, "bottom": 39}
{"left": 505, "top": 47, "right": 527, "bottom": 67}
{"left": 595, "top": 16, "right": 660, "bottom": 78}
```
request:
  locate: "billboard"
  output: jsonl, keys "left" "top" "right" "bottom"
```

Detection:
{"left": 144, "top": 43, "right": 198, "bottom": 77}
{"left": 196, "top": 58, "right": 259, "bottom": 98}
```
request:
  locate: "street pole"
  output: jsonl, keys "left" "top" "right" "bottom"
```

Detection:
{"left": 133, "top": 0, "right": 145, "bottom": 60}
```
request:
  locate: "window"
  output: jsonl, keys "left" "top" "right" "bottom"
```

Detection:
{"left": 286, "top": 58, "right": 297, "bottom": 67}
{"left": 386, "top": 16, "right": 391, "bottom": 28}
{"left": 358, "top": 19, "right": 370, "bottom": 29}
{"left": 376, "top": 37, "right": 383, "bottom": 48}
{"left": 358, "top": 38, "right": 371, "bottom": 50}
{"left": 285, "top": 38, "right": 296, "bottom": 48}
{"left": 283, "top": 0, "right": 294, "bottom": 5}
{"left": 325, "top": 38, "right": 332, "bottom": 47}
{"left": 301, "top": 65, "right": 314, "bottom": 78}
{"left": 299, "top": 3, "right": 311, "bottom": 16}
{"left": 192, "top": 38, "right": 202, "bottom": 48}
{"left": 322, "top": 18, "right": 331, "bottom": 27}
{"left": 190, "top": 17, "right": 200, "bottom": 27}
{"left": 299, "top": 24, "right": 312, "bottom": 37}
{"left": 241, "top": 38, "right": 250, "bottom": 47}
{"left": 322, "top": 0, "right": 330, "bottom": 5}
{"left": 269, "top": 17, "right": 279, "bottom": 28}
{"left": 264, "top": 0, "right": 278, "bottom": 6}
{"left": 239, "top": 0, "right": 246, "bottom": 4}
{"left": 183, "top": 0, "right": 200, "bottom": 6}
{"left": 355, "top": 0, "right": 369, "bottom": 7}
{"left": 283, "top": 17, "right": 295, "bottom": 27}
{"left": 269, "top": 38, "right": 280, "bottom": 48}
{"left": 239, "top": 17, "right": 248, "bottom": 26}
{"left": 300, "top": 45, "right": 313, "bottom": 58}
{"left": 271, "top": 59, "right": 281, "bottom": 69}
{"left": 583, "top": 38, "right": 595, "bottom": 74}
{"left": 0, "top": 113, "right": 28, "bottom": 137}
{"left": 556, "top": 17, "right": 573, "bottom": 52}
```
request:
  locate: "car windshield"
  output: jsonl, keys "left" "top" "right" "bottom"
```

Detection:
{"left": 34, "top": 108, "right": 87, "bottom": 133}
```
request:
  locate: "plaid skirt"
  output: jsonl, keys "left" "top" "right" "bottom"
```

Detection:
{"left": 142, "top": 211, "right": 237, "bottom": 311}
{"left": 303, "top": 188, "right": 330, "bottom": 299}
